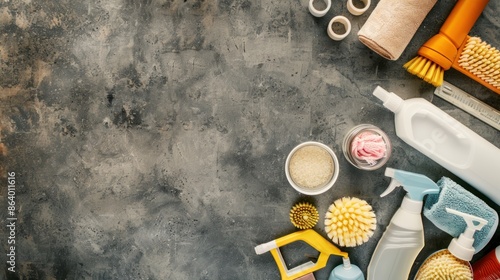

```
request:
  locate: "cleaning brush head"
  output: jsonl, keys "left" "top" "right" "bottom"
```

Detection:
{"left": 324, "top": 197, "right": 376, "bottom": 247}
{"left": 415, "top": 250, "right": 473, "bottom": 280}
{"left": 403, "top": 56, "right": 445, "bottom": 87}
{"left": 290, "top": 202, "right": 319, "bottom": 230}
{"left": 458, "top": 37, "right": 500, "bottom": 90}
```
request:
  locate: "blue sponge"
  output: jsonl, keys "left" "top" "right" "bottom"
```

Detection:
{"left": 423, "top": 177, "right": 498, "bottom": 253}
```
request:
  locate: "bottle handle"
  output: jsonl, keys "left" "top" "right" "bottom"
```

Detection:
{"left": 415, "top": 110, "right": 467, "bottom": 139}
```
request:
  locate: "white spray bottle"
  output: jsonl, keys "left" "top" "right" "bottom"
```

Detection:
{"left": 414, "top": 208, "right": 487, "bottom": 280}
{"left": 367, "top": 167, "right": 440, "bottom": 280}
{"left": 372, "top": 86, "right": 500, "bottom": 205}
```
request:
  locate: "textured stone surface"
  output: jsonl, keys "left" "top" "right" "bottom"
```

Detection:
{"left": 0, "top": 0, "right": 499, "bottom": 279}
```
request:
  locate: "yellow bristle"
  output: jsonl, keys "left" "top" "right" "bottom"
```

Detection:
{"left": 289, "top": 202, "right": 319, "bottom": 230}
{"left": 402, "top": 56, "right": 416, "bottom": 68}
{"left": 419, "top": 60, "right": 434, "bottom": 79}
{"left": 324, "top": 197, "right": 376, "bottom": 247}
{"left": 429, "top": 66, "right": 444, "bottom": 87}
{"left": 404, "top": 56, "right": 444, "bottom": 87}
{"left": 423, "top": 63, "right": 437, "bottom": 82}
{"left": 403, "top": 57, "right": 422, "bottom": 74}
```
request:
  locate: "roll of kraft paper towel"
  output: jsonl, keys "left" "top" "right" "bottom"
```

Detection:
{"left": 358, "top": 0, "right": 437, "bottom": 60}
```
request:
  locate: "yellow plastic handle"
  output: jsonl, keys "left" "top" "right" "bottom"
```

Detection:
{"left": 418, "top": 0, "right": 490, "bottom": 69}
{"left": 268, "top": 229, "right": 348, "bottom": 280}
{"left": 439, "top": 0, "right": 490, "bottom": 48}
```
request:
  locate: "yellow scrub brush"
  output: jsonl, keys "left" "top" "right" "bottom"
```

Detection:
{"left": 290, "top": 202, "right": 319, "bottom": 230}
{"left": 324, "top": 197, "right": 376, "bottom": 247}
{"left": 404, "top": 0, "right": 500, "bottom": 94}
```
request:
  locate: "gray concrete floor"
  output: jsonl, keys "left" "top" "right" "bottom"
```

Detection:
{"left": 1, "top": 0, "right": 499, "bottom": 279}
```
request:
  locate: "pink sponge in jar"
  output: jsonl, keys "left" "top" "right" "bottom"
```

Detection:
{"left": 343, "top": 124, "right": 392, "bottom": 170}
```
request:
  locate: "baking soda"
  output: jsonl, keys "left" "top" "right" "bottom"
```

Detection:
{"left": 288, "top": 145, "right": 334, "bottom": 189}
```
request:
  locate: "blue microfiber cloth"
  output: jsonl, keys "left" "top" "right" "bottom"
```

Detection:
{"left": 423, "top": 177, "right": 498, "bottom": 253}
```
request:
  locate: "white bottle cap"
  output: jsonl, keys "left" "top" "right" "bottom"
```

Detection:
{"left": 372, "top": 86, "right": 403, "bottom": 113}
{"left": 446, "top": 208, "right": 488, "bottom": 261}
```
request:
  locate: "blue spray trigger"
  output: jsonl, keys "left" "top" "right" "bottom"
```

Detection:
{"left": 381, "top": 168, "right": 440, "bottom": 201}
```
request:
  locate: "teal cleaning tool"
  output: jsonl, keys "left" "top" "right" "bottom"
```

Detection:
{"left": 329, "top": 257, "right": 365, "bottom": 280}
{"left": 367, "top": 168, "right": 440, "bottom": 280}
{"left": 255, "top": 229, "right": 348, "bottom": 280}
{"left": 423, "top": 177, "right": 499, "bottom": 252}
{"left": 435, "top": 81, "right": 500, "bottom": 131}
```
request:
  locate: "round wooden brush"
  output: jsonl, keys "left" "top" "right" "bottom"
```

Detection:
{"left": 290, "top": 202, "right": 319, "bottom": 230}
{"left": 415, "top": 250, "right": 473, "bottom": 280}
{"left": 324, "top": 197, "right": 376, "bottom": 247}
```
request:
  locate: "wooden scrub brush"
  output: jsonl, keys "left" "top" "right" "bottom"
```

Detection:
{"left": 415, "top": 250, "right": 473, "bottom": 280}
{"left": 290, "top": 202, "right": 319, "bottom": 230}
{"left": 324, "top": 197, "right": 376, "bottom": 247}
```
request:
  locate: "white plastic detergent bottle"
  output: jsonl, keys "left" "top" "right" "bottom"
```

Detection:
{"left": 367, "top": 167, "right": 440, "bottom": 280}
{"left": 372, "top": 86, "right": 500, "bottom": 206}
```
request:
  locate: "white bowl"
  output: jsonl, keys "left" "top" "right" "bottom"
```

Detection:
{"left": 285, "top": 141, "right": 340, "bottom": 195}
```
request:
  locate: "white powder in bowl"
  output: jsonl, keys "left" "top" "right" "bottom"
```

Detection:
{"left": 289, "top": 145, "right": 334, "bottom": 189}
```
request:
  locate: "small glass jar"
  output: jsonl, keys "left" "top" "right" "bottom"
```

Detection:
{"left": 342, "top": 124, "right": 391, "bottom": 170}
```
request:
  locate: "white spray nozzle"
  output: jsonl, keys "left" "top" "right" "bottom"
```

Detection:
{"left": 380, "top": 179, "right": 400, "bottom": 197}
{"left": 446, "top": 207, "right": 488, "bottom": 261}
{"left": 342, "top": 257, "right": 352, "bottom": 270}
{"left": 380, "top": 168, "right": 401, "bottom": 197}
{"left": 372, "top": 86, "right": 403, "bottom": 113}
{"left": 330, "top": 256, "right": 365, "bottom": 280}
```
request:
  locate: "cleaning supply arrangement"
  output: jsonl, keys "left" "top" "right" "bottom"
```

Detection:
{"left": 4, "top": 0, "right": 499, "bottom": 278}
{"left": 254, "top": 1, "right": 499, "bottom": 279}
